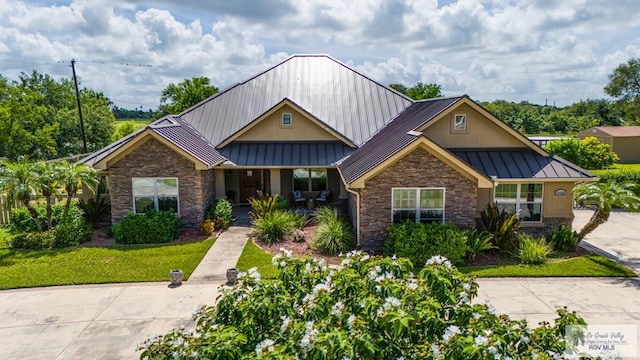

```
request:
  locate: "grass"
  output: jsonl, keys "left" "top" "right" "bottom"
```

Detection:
{"left": 0, "top": 228, "right": 215, "bottom": 290}
{"left": 115, "top": 118, "right": 151, "bottom": 131}
{"left": 236, "top": 239, "right": 279, "bottom": 278}
{"left": 459, "top": 254, "right": 635, "bottom": 277}
{"left": 591, "top": 163, "right": 640, "bottom": 175}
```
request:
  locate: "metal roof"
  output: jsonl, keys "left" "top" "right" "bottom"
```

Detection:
{"left": 179, "top": 55, "right": 413, "bottom": 147}
{"left": 219, "top": 141, "right": 353, "bottom": 167}
{"left": 584, "top": 126, "right": 640, "bottom": 137}
{"left": 338, "top": 96, "right": 463, "bottom": 184}
{"left": 451, "top": 148, "right": 594, "bottom": 179}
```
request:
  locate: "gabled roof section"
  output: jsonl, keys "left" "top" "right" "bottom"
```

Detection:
{"left": 81, "top": 116, "right": 225, "bottom": 170}
{"left": 338, "top": 96, "right": 464, "bottom": 185}
{"left": 451, "top": 148, "right": 595, "bottom": 180}
{"left": 179, "top": 54, "right": 413, "bottom": 147}
{"left": 585, "top": 126, "right": 640, "bottom": 137}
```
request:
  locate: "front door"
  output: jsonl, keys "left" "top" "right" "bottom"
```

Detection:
{"left": 239, "top": 169, "right": 271, "bottom": 203}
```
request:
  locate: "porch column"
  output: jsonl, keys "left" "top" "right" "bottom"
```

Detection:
{"left": 214, "top": 169, "right": 225, "bottom": 199}
{"left": 270, "top": 169, "right": 281, "bottom": 195}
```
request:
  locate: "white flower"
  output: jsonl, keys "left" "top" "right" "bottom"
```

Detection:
{"left": 300, "top": 321, "right": 318, "bottom": 350}
{"left": 407, "top": 282, "right": 418, "bottom": 290}
{"left": 279, "top": 260, "right": 286, "bottom": 268}
{"left": 442, "top": 325, "right": 461, "bottom": 344}
{"left": 459, "top": 291, "right": 469, "bottom": 303}
{"left": 330, "top": 301, "right": 344, "bottom": 317}
{"left": 375, "top": 265, "right": 382, "bottom": 273}
{"left": 485, "top": 300, "right": 496, "bottom": 315}
{"left": 431, "top": 343, "right": 441, "bottom": 356}
{"left": 462, "top": 282, "right": 471, "bottom": 291}
{"left": 472, "top": 312, "right": 481, "bottom": 319}
{"left": 280, "top": 316, "right": 291, "bottom": 333}
{"left": 271, "top": 253, "right": 282, "bottom": 265}
{"left": 248, "top": 267, "right": 261, "bottom": 282}
{"left": 347, "top": 314, "right": 356, "bottom": 332}
{"left": 280, "top": 247, "right": 292, "bottom": 258}
{"left": 474, "top": 335, "right": 489, "bottom": 346}
{"left": 426, "top": 255, "right": 452, "bottom": 268}
{"left": 255, "top": 338, "right": 275, "bottom": 357}
{"left": 383, "top": 296, "right": 401, "bottom": 310}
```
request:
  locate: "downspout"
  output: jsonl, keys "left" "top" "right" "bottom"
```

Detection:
{"left": 336, "top": 167, "right": 361, "bottom": 248}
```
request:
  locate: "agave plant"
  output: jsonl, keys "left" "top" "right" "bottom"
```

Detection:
{"left": 479, "top": 202, "right": 522, "bottom": 251}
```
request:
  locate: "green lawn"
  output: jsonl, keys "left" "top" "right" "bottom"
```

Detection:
{"left": 236, "top": 239, "right": 279, "bottom": 278}
{"left": 591, "top": 163, "right": 640, "bottom": 175}
{"left": 115, "top": 118, "right": 151, "bottom": 130}
{"left": 459, "top": 255, "right": 635, "bottom": 277}
{"left": 0, "top": 228, "right": 215, "bottom": 290}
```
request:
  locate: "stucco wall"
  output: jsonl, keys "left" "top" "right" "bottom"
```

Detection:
{"left": 108, "top": 138, "right": 214, "bottom": 229}
{"left": 358, "top": 147, "right": 477, "bottom": 253}
{"left": 612, "top": 137, "right": 640, "bottom": 163}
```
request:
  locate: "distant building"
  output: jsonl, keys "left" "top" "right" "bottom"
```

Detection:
{"left": 577, "top": 126, "right": 640, "bottom": 163}
{"left": 528, "top": 136, "right": 567, "bottom": 149}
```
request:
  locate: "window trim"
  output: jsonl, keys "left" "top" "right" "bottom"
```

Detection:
{"left": 391, "top": 187, "right": 446, "bottom": 224}
{"left": 132, "top": 177, "right": 180, "bottom": 214}
{"left": 293, "top": 168, "right": 327, "bottom": 192}
{"left": 493, "top": 182, "right": 543, "bottom": 223}
{"left": 281, "top": 112, "right": 293, "bottom": 127}
{"left": 452, "top": 113, "right": 468, "bottom": 133}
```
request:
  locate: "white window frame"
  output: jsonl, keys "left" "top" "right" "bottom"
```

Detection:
{"left": 494, "top": 183, "right": 543, "bottom": 223}
{"left": 132, "top": 177, "right": 180, "bottom": 214}
{"left": 391, "top": 187, "right": 445, "bottom": 224}
{"left": 453, "top": 113, "right": 467, "bottom": 132}
{"left": 281, "top": 113, "right": 293, "bottom": 127}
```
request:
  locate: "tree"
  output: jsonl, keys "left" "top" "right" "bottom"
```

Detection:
{"left": 158, "top": 77, "right": 219, "bottom": 116}
{"left": 0, "top": 159, "right": 42, "bottom": 231}
{"left": 389, "top": 82, "right": 443, "bottom": 100}
{"left": 605, "top": 58, "right": 640, "bottom": 101}
{"left": 32, "top": 161, "right": 63, "bottom": 230}
{"left": 573, "top": 181, "right": 640, "bottom": 241}
{"left": 59, "top": 161, "right": 98, "bottom": 218}
{"left": 545, "top": 137, "right": 619, "bottom": 169}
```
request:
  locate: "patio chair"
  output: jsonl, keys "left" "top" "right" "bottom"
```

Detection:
{"left": 292, "top": 190, "right": 306, "bottom": 207}
{"left": 316, "top": 190, "right": 330, "bottom": 206}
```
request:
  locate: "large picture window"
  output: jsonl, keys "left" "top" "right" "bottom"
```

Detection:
{"left": 392, "top": 188, "right": 445, "bottom": 223}
{"left": 293, "top": 169, "right": 327, "bottom": 191}
{"left": 132, "top": 178, "right": 179, "bottom": 214}
{"left": 494, "top": 183, "right": 542, "bottom": 222}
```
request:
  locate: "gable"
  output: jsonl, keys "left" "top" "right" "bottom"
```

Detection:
{"left": 421, "top": 103, "right": 527, "bottom": 148}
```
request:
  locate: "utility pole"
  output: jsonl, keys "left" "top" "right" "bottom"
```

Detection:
{"left": 70, "top": 59, "right": 88, "bottom": 153}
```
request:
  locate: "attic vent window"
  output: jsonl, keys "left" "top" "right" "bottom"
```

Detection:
{"left": 453, "top": 114, "right": 467, "bottom": 132}
{"left": 282, "top": 113, "right": 292, "bottom": 127}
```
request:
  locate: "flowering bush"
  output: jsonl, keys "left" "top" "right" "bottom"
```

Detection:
{"left": 139, "top": 252, "right": 586, "bottom": 359}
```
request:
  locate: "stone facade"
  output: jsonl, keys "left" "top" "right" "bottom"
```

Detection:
{"left": 358, "top": 147, "right": 477, "bottom": 253}
{"left": 518, "top": 217, "right": 574, "bottom": 237}
{"left": 108, "top": 138, "right": 215, "bottom": 228}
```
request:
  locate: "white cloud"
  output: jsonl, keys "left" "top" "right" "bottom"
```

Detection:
{"left": 0, "top": 0, "right": 638, "bottom": 109}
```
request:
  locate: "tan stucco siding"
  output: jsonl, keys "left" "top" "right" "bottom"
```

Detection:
{"left": 542, "top": 182, "right": 575, "bottom": 218}
{"left": 612, "top": 137, "right": 640, "bottom": 163}
{"left": 422, "top": 104, "right": 526, "bottom": 148}
{"left": 476, "top": 188, "right": 492, "bottom": 215}
{"left": 235, "top": 105, "right": 339, "bottom": 142}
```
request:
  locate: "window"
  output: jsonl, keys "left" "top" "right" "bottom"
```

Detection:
{"left": 453, "top": 114, "right": 467, "bottom": 131}
{"left": 282, "top": 113, "right": 292, "bottom": 126}
{"left": 132, "top": 178, "right": 179, "bottom": 214}
{"left": 392, "top": 188, "right": 445, "bottom": 223}
{"left": 494, "top": 183, "right": 542, "bottom": 222}
{"left": 293, "top": 169, "right": 327, "bottom": 191}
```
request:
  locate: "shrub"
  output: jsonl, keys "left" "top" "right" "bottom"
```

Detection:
{"left": 248, "top": 191, "right": 280, "bottom": 220}
{"left": 597, "top": 168, "right": 640, "bottom": 196}
{"left": 385, "top": 222, "right": 468, "bottom": 265}
{"left": 201, "top": 219, "right": 215, "bottom": 235}
{"left": 465, "top": 229, "right": 496, "bottom": 260}
{"left": 78, "top": 193, "right": 110, "bottom": 228}
{"left": 517, "top": 234, "right": 554, "bottom": 265}
{"left": 289, "top": 210, "right": 308, "bottom": 229}
{"left": 546, "top": 136, "right": 619, "bottom": 170}
{"left": 112, "top": 210, "right": 181, "bottom": 244}
{"left": 140, "top": 251, "right": 586, "bottom": 359}
{"left": 276, "top": 195, "right": 289, "bottom": 211}
{"left": 479, "top": 203, "right": 521, "bottom": 251}
{"left": 253, "top": 210, "right": 295, "bottom": 243}
{"left": 312, "top": 207, "right": 354, "bottom": 255}
{"left": 10, "top": 230, "right": 56, "bottom": 249}
{"left": 547, "top": 225, "right": 578, "bottom": 252}
{"left": 52, "top": 208, "right": 92, "bottom": 247}
{"left": 206, "top": 199, "right": 233, "bottom": 229}
{"left": 9, "top": 203, "right": 91, "bottom": 249}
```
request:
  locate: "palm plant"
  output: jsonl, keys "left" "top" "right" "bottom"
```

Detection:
{"left": 59, "top": 161, "right": 98, "bottom": 218}
{"left": 0, "top": 159, "right": 42, "bottom": 231}
{"left": 573, "top": 181, "right": 640, "bottom": 241}
{"left": 32, "top": 161, "right": 63, "bottom": 230}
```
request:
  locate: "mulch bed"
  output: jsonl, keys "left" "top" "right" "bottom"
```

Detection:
{"left": 253, "top": 224, "right": 343, "bottom": 265}
{"left": 79, "top": 228, "right": 217, "bottom": 247}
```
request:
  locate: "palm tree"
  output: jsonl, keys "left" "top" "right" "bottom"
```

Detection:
{"left": 32, "top": 161, "right": 63, "bottom": 230}
{"left": 59, "top": 161, "right": 98, "bottom": 218}
{"left": 0, "top": 160, "right": 42, "bottom": 231}
{"left": 573, "top": 181, "right": 640, "bottom": 241}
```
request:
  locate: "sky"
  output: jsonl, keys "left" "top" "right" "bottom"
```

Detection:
{"left": 0, "top": 0, "right": 639, "bottom": 110}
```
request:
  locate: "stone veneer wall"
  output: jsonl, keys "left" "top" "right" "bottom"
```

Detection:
{"left": 518, "top": 217, "right": 574, "bottom": 237}
{"left": 358, "top": 147, "right": 477, "bottom": 253}
{"left": 108, "top": 138, "right": 215, "bottom": 228}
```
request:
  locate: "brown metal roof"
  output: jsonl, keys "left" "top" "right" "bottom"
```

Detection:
{"left": 451, "top": 148, "right": 594, "bottom": 179}
{"left": 589, "top": 126, "right": 640, "bottom": 137}
{"left": 338, "top": 96, "right": 464, "bottom": 184}
{"left": 179, "top": 54, "right": 413, "bottom": 147}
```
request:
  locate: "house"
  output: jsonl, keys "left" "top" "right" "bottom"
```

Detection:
{"left": 82, "top": 54, "right": 594, "bottom": 252}
{"left": 577, "top": 126, "right": 640, "bottom": 163}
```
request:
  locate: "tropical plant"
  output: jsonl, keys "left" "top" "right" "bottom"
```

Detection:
{"left": 546, "top": 225, "right": 579, "bottom": 252}
{"left": 248, "top": 191, "right": 280, "bottom": 220}
{"left": 59, "top": 161, "right": 99, "bottom": 218}
{"left": 312, "top": 207, "right": 354, "bottom": 255}
{"left": 9, "top": 203, "right": 90, "bottom": 249}
{"left": 139, "top": 251, "right": 587, "bottom": 359}
{"left": 479, "top": 202, "right": 522, "bottom": 251}
{"left": 516, "top": 234, "right": 554, "bottom": 265}
{"left": 385, "top": 221, "right": 468, "bottom": 265}
{"left": 32, "top": 161, "right": 63, "bottom": 230}
{"left": 0, "top": 159, "right": 42, "bottom": 231}
{"left": 77, "top": 192, "right": 109, "bottom": 228}
{"left": 252, "top": 210, "right": 295, "bottom": 243}
{"left": 206, "top": 198, "right": 233, "bottom": 229}
{"left": 573, "top": 181, "right": 640, "bottom": 241}
{"left": 201, "top": 219, "right": 215, "bottom": 235}
{"left": 465, "top": 229, "right": 497, "bottom": 260}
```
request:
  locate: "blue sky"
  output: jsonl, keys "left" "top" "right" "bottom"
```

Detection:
{"left": 1, "top": 0, "right": 639, "bottom": 109}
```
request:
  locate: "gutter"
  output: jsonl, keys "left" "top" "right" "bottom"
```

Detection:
{"left": 336, "top": 166, "right": 361, "bottom": 248}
